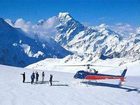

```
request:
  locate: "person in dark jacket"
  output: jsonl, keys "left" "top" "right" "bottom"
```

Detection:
{"left": 49, "top": 74, "right": 53, "bottom": 86}
{"left": 35, "top": 71, "right": 39, "bottom": 83}
{"left": 21, "top": 72, "right": 25, "bottom": 83}
{"left": 42, "top": 71, "right": 45, "bottom": 83}
{"left": 31, "top": 72, "right": 35, "bottom": 84}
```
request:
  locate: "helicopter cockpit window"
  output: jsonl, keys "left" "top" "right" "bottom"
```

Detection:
{"left": 79, "top": 72, "right": 83, "bottom": 75}
{"left": 77, "top": 71, "right": 85, "bottom": 75}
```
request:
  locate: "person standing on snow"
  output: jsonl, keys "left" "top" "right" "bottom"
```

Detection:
{"left": 21, "top": 72, "right": 26, "bottom": 83}
{"left": 35, "top": 71, "right": 39, "bottom": 83}
{"left": 31, "top": 72, "right": 35, "bottom": 84}
{"left": 42, "top": 71, "right": 45, "bottom": 83}
{"left": 49, "top": 74, "right": 53, "bottom": 86}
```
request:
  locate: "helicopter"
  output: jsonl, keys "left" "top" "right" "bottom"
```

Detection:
{"left": 62, "top": 64, "right": 127, "bottom": 85}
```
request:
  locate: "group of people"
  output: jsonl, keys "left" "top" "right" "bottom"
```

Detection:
{"left": 21, "top": 71, "right": 53, "bottom": 86}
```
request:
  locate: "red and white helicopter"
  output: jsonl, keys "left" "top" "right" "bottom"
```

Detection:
{"left": 64, "top": 64, "right": 127, "bottom": 85}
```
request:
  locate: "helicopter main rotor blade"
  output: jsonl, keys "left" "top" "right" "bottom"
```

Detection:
{"left": 57, "top": 65, "right": 86, "bottom": 66}
{"left": 90, "top": 65, "right": 118, "bottom": 68}
{"left": 55, "top": 64, "right": 118, "bottom": 68}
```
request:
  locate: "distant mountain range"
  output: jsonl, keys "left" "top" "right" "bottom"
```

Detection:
{"left": 0, "top": 12, "right": 140, "bottom": 67}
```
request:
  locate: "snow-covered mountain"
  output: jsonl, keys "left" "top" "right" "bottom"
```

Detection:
{"left": 55, "top": 12, "right": 85, "bottom": 46}
{"left": 0, "top": 18, "right": 71, "bottom": 67}
{"left": 2, "top": 12, "right": 140, "bottom": 66}
{"left": 37, "top": 12, "right": 139, "bottom": 62}
{"left": 51, "top": 13, "right": 140, "bottom": 62}
{"left": 65, "top": 24, "right": 121, "bottom": 56}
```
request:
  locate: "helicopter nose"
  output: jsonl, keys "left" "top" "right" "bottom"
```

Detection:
{"left": 74, "top": 74, "right": 78, "bottom": 79}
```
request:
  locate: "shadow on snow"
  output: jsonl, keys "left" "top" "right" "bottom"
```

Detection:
{"left": 81, "top": 81, "right": 140, "bottom": 93}
{"left": 23, "top": 81, "right": 69, "bottom": 86}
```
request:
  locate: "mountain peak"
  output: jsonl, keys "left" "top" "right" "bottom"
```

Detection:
{"left": 58, "top": 12, "right": 69, "bottom": 16}
{"left": 58, "top": 12, "right": 72, "bottom": 22}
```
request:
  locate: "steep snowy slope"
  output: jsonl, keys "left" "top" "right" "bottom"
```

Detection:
{"left": 0, "top": 64, "right": 140, "bottom": 105}
{"left": 0, "top": 18, "right": 71, "bottom": 67}
{"left": 114, "top": 33, "right": 140, "bottom": 60}
{"left": 66, "top": 25, "right": 121, "bottom": 56}
{"left": 55, "top": 12, "right": 85, "bottom": 46}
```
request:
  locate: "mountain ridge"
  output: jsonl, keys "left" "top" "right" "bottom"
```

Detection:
{"left": 1, "top": 12, "right": 140, "bottom": 66}
{"left": 0, "top": 18, "right": 71, "bottom": 67}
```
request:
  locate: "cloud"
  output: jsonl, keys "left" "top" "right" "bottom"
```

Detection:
{"left": 110, "top": 23, "right": 136, "bottom": 37}
{"left": 9, "top": 16, "right": 60, "bottom": 39}
{"left": 44, "top": 16, "right": 59, "bottom": 28}
{"left": 33, "top": 16, "right": 59, "bottom": 38}
{"left": 14, "top": 18, "right": 32, "bottom": 33}
{"left": 81, "top": 22, "right": 91, "bottom": 27}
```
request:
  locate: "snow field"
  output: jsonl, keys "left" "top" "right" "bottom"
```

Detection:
{"left": 0, "top": 64, "right": 140, "bottom": 105}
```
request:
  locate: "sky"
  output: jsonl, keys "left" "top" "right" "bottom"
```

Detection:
{"left": 0, "top": 0, "right": 140, "bottom": 27}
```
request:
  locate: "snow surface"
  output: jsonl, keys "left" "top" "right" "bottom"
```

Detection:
{"left": 0, "top": 64, "right": 140, "bottom": 105}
